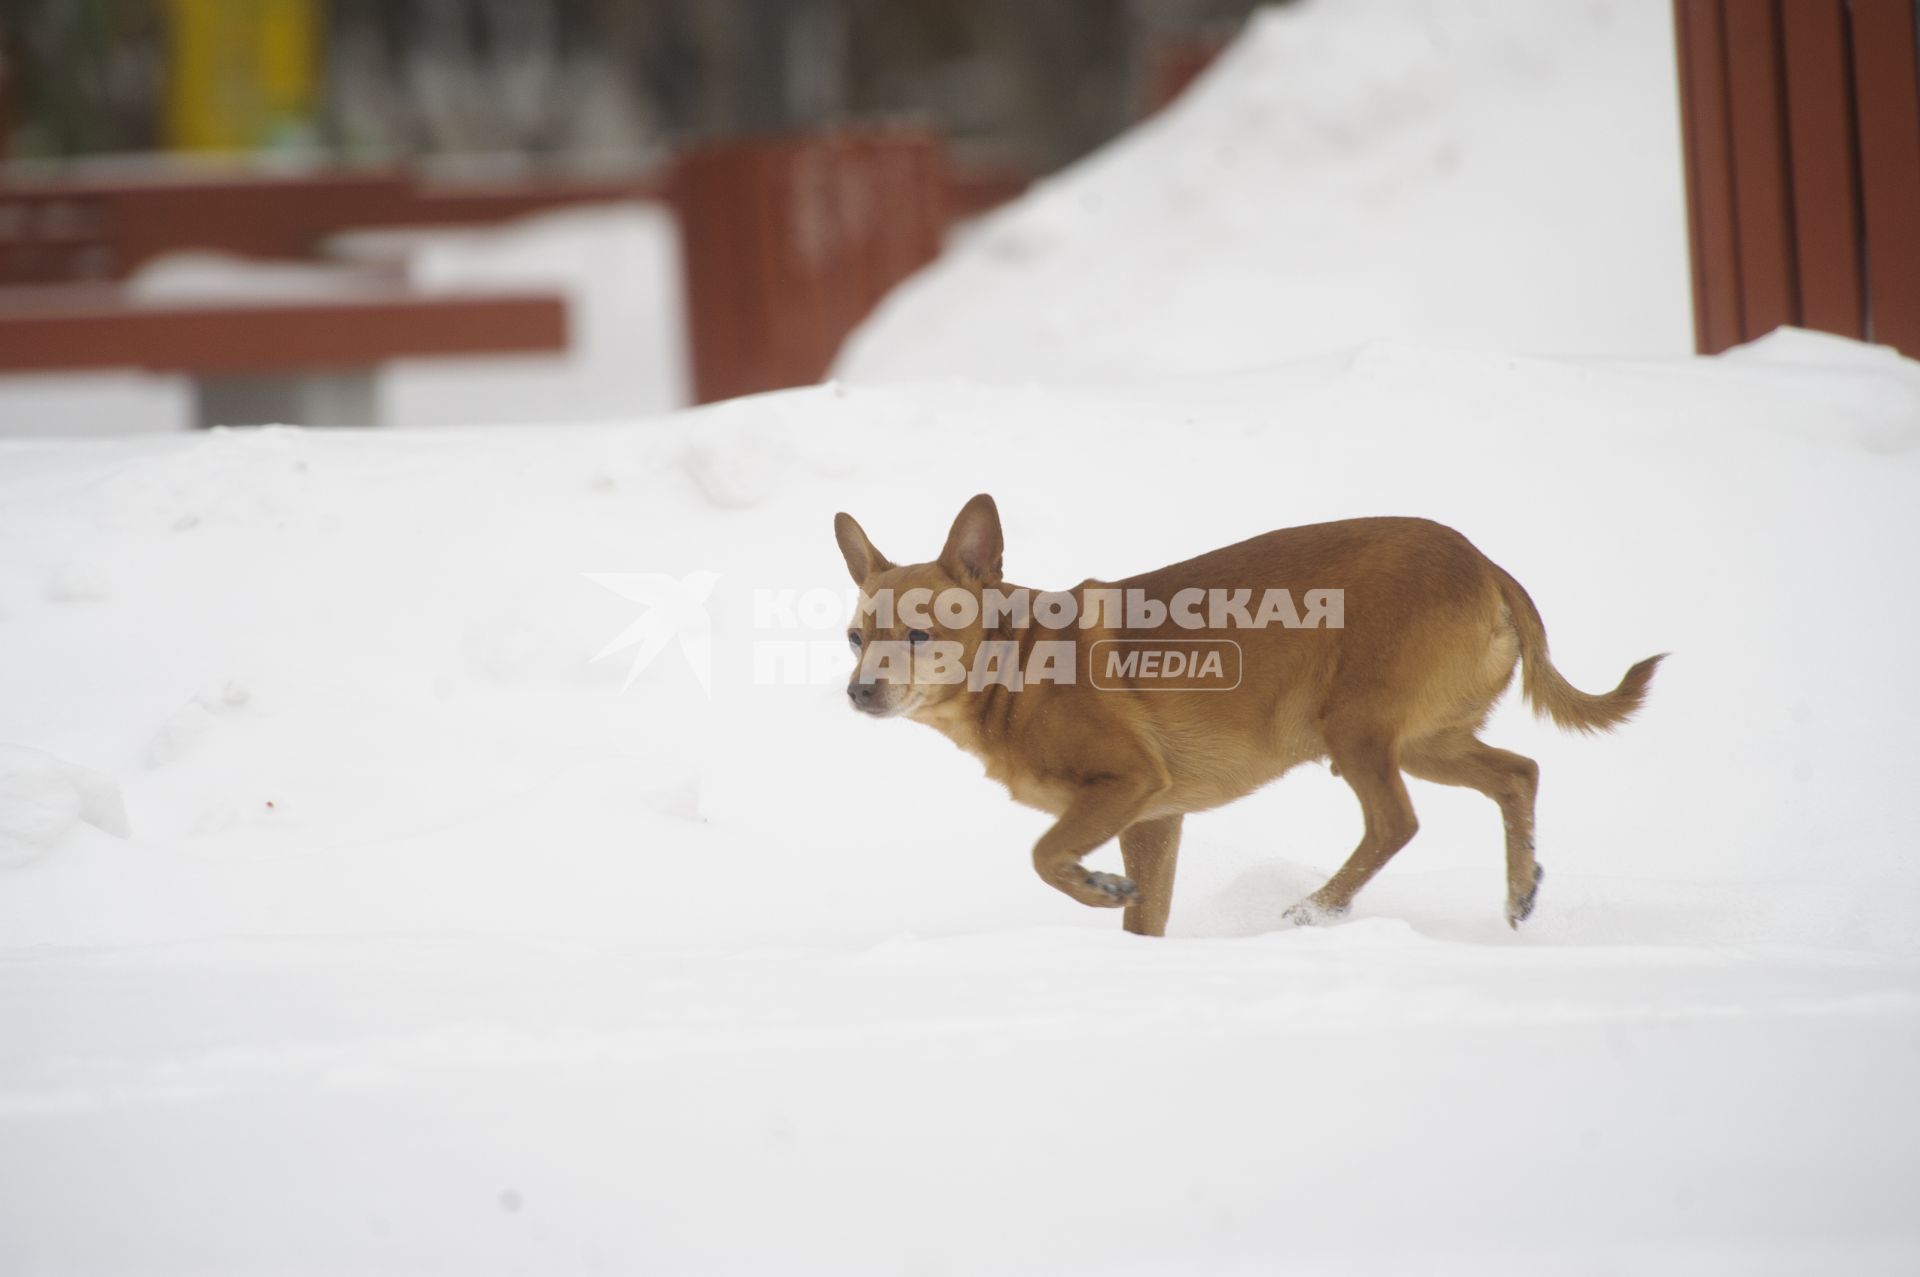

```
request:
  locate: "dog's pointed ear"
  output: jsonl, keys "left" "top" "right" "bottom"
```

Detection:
{"left": 939, "top": 493, "right": 1003, "bottom": 584}
{"left": 835, "top": 512, "right": 892, "bottom": 584}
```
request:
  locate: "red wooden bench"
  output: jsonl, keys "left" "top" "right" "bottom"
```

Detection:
{"left": 0, "top": 283, "right": 566, "bottom": 375}
{"left": 0, "top": 171, "right": 633, "bottom": 425}
{"left": 0, "top": 171, "right": 668, "bottom": 286}
{"left": 0, "top": 280, "right": 567, "bottom": 426}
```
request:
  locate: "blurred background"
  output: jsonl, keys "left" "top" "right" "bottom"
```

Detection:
{"left": 3, "top": 0, "right": 1262, "bottom": 173}
{"left": 0, "top": 0, "right": 1270, "bottom": 434}
{"left": 1, "top": 0, "right": 1915, "bottom": 437}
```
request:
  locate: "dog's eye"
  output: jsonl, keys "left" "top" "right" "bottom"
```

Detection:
{"left": 847, "top": 630, "right": 863, "bottom": 651}
{"left": 907, "top": 629, "right": 931, "bottom": 645}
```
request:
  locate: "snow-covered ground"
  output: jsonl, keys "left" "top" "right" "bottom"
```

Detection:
{"left": 841, "top": 0, "right": 1693, "bottom": 383}
{"left": 3, "top": 328, "right": 1918, "bottom": 1273}
{"left": 5, "top": 2, "right": 1919, "bottom": 1271}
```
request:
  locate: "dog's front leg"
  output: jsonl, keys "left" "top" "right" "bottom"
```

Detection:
{"left": 1031, "top": 776, "right": 1168, "bottom": 909}
{"left": 1119, "top": 815, "right": 1182, "bottom": 937}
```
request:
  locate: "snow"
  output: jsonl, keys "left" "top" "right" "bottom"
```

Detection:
{"left": 332, "top": 202, "right": 692, "bottom": 427}
{"left": 0, "top": 746, "right": 129, "bottom": 866}
{"left": 2, "top": 328, "right": 1918, "bottom": 1272}
{"left": 839, "top": 0, "right": 1694, "bottom": 384}
{"left": 128, "top": 251, "right": 399, "bottom": 303}
{"left": 0, "top": 370, "right": 194, "bottom": 439}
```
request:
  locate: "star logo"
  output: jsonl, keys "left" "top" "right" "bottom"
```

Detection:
{"left": 586, "top": 570, "right": 719, "bottom": 693}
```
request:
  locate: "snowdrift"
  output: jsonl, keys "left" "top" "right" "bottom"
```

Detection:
{"left": 839, "top": 0, "right": 1693, "bottom": 384}
{"left": 2, "top": 330, "right": 1918, "bottom": 1273}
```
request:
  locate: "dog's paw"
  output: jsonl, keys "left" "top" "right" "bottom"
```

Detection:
{"left": 1079, "top": 870, "right": 1138, "bottom": 908}
{"left": 1281, "top": 896, "right": 1349, "bottom": 928}
{"left": 1506, "top": 862, "right": 1544, "bottom": 929}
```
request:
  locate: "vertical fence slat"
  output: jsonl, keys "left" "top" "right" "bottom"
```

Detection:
{"left": 1850, "top": 0, "right": 1920, "bottom": 354}
{"left": 1674, "top": 0, "right": 1746, "bottom": 353}
{"left": 676, "top": 144, "right": 778, "bottom": 405}
{"left": 1780, "top": 0, "right": 1865, "bottom": 339}
{"left": 1723, "top": 0, "right": 1799, "bottom": 338}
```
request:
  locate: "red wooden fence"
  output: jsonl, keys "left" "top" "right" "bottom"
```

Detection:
{"left": 1674, "top": 0, "right": 1920, "bottom": 357}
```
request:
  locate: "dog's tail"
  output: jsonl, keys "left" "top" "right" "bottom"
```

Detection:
{"left": 1494, "top": 566, "right": 1663, "bottom": 735}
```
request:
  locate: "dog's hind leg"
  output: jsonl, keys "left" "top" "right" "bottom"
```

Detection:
{"left": 1119, "top": 815, "right": 1182, "bottom": 938}
{"left": 1283, "top": 728, "right": 1418, "bottom": 925}
{"left": 1401, "top": 730, "right": 1542, "bottom": 927}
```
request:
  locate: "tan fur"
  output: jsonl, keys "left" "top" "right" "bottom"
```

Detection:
{"left": 836, "top": 496, "right": 1662, "bottom": 935}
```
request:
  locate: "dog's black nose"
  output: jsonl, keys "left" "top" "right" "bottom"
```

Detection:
{"left": 848, "top": 683, "right": 879, "bottom": 710}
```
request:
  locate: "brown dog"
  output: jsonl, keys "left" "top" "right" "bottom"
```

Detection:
{"left": 835, "top": 494, "right": 1660, "bottom": 936}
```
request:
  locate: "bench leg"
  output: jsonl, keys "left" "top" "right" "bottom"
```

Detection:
{"left": 196, "top": 373, "right": 377, "bottom": 428}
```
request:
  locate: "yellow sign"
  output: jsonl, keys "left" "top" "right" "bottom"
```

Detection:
{"left": 164, "top": 0, "right": 320, "bottom": 153}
